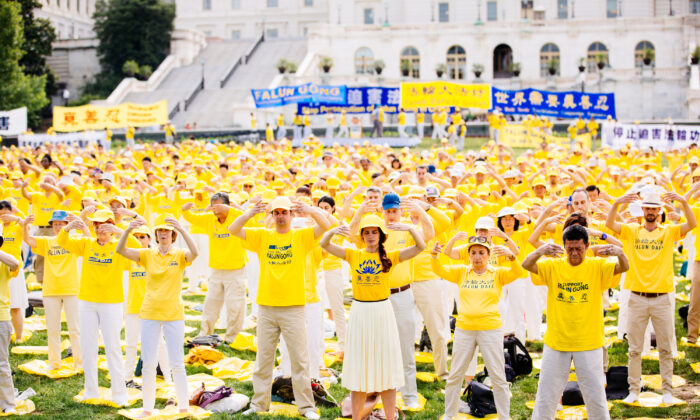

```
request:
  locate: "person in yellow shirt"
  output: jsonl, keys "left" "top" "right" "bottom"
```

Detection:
{"left": 320, "top": 215, "right": 425, "bottom": 420}
{"left": 606, "top": 191, "right": 696, "bottom": 405}
{"left": 117, "top": 215, "right": 198, "bottom": 418}
{"left": 23, "top": 210, "right": 81, "bottom": 372}
{"left": 276, "top": 113, "right": 286, "bottom": 139}
{"left": 0, "top": 201, "right": 27, "bottom": 341}
{"left": 125, "top": 126, "right": 135, "bottom": 147}
{"left": 587, "top": 117, "right": 599, "bottom": 139}
{"left": 0, "top": 233, "right": 19, "bottom": 414}
{"left": 229, "top": 196, "right": 329, "bottom": 419}
{"left": 303, "top": 112, "right": 312, "bottom": 139}
{"left": 522, "top": 225, "right": 628, "bottom": 420}
{"left": 293, "top": 112, "right": 303, "bottom": 142}
{"left": 265, "top": 123, "right": 274, "bottom": 142}
{"left": 58, "top": 209, "right": 132, "bottom": 407}
{"left": 416, "top": 111, "right": 425, "bottom": 139}
{"left": 431, "top": 237, "right": 521, "bottom": 420}
{"left": 397, "top": 108, "right": 407, "bottom": 138}
{"left": 325, "top": 112, "right": 335, "bottom": 140}
{"left": 337, "top": 110, "right": 349, "bottom": 138}
{"left": 164, "top": 122, "right": 176, "bottom": 144}
{"left": 250, "top": 112, "right": 257, "bottom": 130}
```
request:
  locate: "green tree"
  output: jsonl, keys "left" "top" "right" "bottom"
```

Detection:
{"left": 17, "top": 0, "right": 57, "bottom": 98}
{"left": 0, "top": 1, "right": 48, "bottom": 128}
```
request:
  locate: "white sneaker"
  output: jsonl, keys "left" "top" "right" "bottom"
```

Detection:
{"left": 662, "top": 392, "right": 674, "bottom": 405}
{"left": 303, "top": 411, "right": 320, "bottom": 420}
{"left": 405, "top": 401, "right": 421, "bottom": 410}
{"left": 3, "top": 408, "right": 15, "bottom": 414}
{"left": 242, "top": 408, "right": 257, "bottom": 416}
{"left": 458, "top": 400, "right": 471, "bottom": 414}
{"left": 622, "top": 393, "right": 638, "bottom": 404}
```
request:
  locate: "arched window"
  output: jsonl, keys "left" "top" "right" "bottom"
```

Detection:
{"left": 354, "top": 47, "right": 374, "bottom": 74}
{"left": 446, "top": 45, "right": 466, "bottom": 80}
{"left": 587, "top": 42, "right": 608, "bottom": 72}
{"left": 493, "top": 44, "right": 513, "bottom": 78}
{"left": 400, "top": 46, "right": 420, "bottom": 78}
{"left": 540, "top": 43, "right": 560, "bottom": 77}
{"left": 634, "top": 41, "right": 654, "bottom": 68}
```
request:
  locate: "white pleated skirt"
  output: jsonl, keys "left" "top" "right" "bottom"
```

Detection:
{"left": 342, "top": 299, "right": 405, "bottom": 392}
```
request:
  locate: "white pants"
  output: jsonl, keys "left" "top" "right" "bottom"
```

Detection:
{"left": 413, "top": 279, "right": 449, "bottom": 378}
{"left": 389, "top": 287, "right": 419, "bottom": 405}
{"left": 246, "top": 251, "right": 260, "bottom": 318}
{"left": 443, "top": 281, "right": 459, "bottom": 339}
{"left": 141, "top": 319, "right": 188, "bottom": 412}
{"left": 417, "top": 123, "right": 424, "bottom": 138}
{"left": 79, "top": 300, "right": 127, "bottom": 405}
{"left": 325, "top": 126, "right": 333, "bottom": 139}
{"left": 280, "top": 302, "right": 323, "bottom": 379}
{"left": 336, "top": 126, "right": 349, "bottom": 137}
{"left": 124, "top": 314, "right": 171, "bottom": 382}
{"left": 187, "top": 234, "right": 210, "bottom": 288}
{"left": 277, "top": 126, "right": 287, "bottom": 140}
{"left": 44, "top": 295, "right": 81, "bottom": 370}
{"left": 303, "top": 126, "right": 312, "bottom": 138}
{"left": 9, "top": 270, "right": 27, "bottom": 309}
{"left": 398, "top": 125, "right": 407, "bottom": 138}
{"left": 523, "top": 278, "right": 546, "bottom": 341}
{"left": 499, "top": 278, "right": 527, "bottom": 344}
{"left": 323, "top": 269, "right": 346, "bottom": 350}
{"left": 532, "top": 345, "right": 609, "bottom": 420}
{"left": 126, "top": 138, "right": 134, "bottom": 147}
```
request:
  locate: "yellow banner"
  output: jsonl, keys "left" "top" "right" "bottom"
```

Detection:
{"left": 499, "top": 124, "right": 592, "bottom": 149}
{"left": 400, "top": 82, "right": 491, "bottom": 109}
{"left": 53, "top": 100, "right": 168, "bottom": 132}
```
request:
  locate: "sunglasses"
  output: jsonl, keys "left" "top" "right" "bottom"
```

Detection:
{"left": 468, "top": 236, "right": 489, "bottom": 245}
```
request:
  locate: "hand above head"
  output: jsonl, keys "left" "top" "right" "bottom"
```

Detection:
{"left": 539, "top": 242, "right": 565, "bottom": 258}
{"left": 127, "top": 218, "right": 145, "bottom": 231}
{"left": 164, "top": 217, "right": 182, "bottom": 232}
{"left": 331, "top": 225, "right": 350, "bottom": 237}
{"left": 181, "top": 202, "right": 194, "bottom": 212}
{"left": 491, "top": 245, "right": 515, "bottom": 259}
{"left": 595, "top": 244, "right": 623, "bottom": 257}
{"left": 386, "top": 222, "right": 412, "bottom": 232}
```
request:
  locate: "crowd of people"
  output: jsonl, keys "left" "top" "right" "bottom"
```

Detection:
{"left": 0, "top": 129, "right": 697, "bottom": 419}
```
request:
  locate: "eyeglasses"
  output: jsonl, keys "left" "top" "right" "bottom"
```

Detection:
{"left": 468, "top": 236, "right": 489, "bottom": 245}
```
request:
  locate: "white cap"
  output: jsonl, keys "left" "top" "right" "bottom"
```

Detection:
{"left": 72, "top": 157, "right": 83, "bottom": 165}
{"left": 474, "top": 216, "right": 496, "bottom": 230}
{"left": 99, "top": 172, "right": 115, "bottom": 183}
{"left": 425, "top": 186, "right": 440, "bottom": 198}
{"left": 503, "top": 169, "right": 518, "bottom": 179}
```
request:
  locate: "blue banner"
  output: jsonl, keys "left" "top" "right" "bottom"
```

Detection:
{"left": 298, "top": 87, "right": 400, "bottom": 115}
{"left": 491, "top": 87, "right": 616, "bottom": 119}
{"left": 252, "top": 83, "right": 346, "bottom": 108}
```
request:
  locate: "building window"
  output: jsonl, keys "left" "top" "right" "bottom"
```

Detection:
{"left": 354, "top": 47, "right": 374, "bottom": 74}
{"left": 487, "top": 1, "right": 498, "bottom": 21}
{"left": 521, "top": 0, "right": 533, "bottom": 19}
{"left": 557, "top": 0, "right": 567, "bottom": 19}
{"left": 76, "top": 0, "right": 79, "bottom": 13}
{"left": 305, "top": 0, "right": 313, "bottom": 6}
{"left": 232, "top": 30, "right": 241, "bottom": 39}
{"left": 540, "top": 43, "right": 560, "bottom": 77}
{"left": 692, "top": 0, "right": 700, "bottom": 13}
{"left": 400, "top": 46, "right": 420, "bottom": 78}
{"left": 446, "top": 45, "right": 466, "bottom": 79}
{"left": 203, "top": 0, "right": 211, "bottom": 10}
{"left": 364, "top": 8, "right": 374, "bottom": 24}
{"left": 634, "top": 41, "right": 654, "bottom": 68}
{"left": 232, "top": 0, "right": 240, "bottom": 8}
{"left": 438, "top": 3, "right": 449, "bottom": 22}
{"left": 606, "top": 0, "right": 618, "bottom": 18}
{"left": 266, "top": 28, "right": 278, "bottom": 38}
{"left": 267, "top": 0, "right": 278, "bottom": 7}
{"left": 587, "top": 42, "right": 609, "bottom": 71}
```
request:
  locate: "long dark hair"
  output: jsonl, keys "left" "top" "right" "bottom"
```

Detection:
{"left": 362, "top": 227, "right": 392, "bottom": 273}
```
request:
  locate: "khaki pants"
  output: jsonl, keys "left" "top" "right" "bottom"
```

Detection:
{"left": 251, "top": 305, "right": 315, "bottom": 415}
{"left": 33, "top": 226, "right": 54, "bottom": 284}
{"left": 627, "top": 292, "right": 674, "bottom": 395}
{"left": 44, "top": 295, "right": 81, "bottom": 370}
{"left": 200, "top": 268, "right": 246, "bottom": 341}
{"left": 389, "top": 287, "right": 419, "bottom": 406}
{"left": 445, "top": 328, "right": 509, "bottom": 420}
{"left": 687, "top": 261, "right": 700, "bottom": 341}
{"left": 0, "top": 322, "right": 14, "bottom": 411}
{"left": 413, "top": 279, "right": 449, "bottom": 378}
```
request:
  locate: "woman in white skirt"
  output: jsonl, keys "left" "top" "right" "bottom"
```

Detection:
{"left": 431, "top": 237, "right": 522, "bottom": 420}
{"left": 320, "top": 215, "right": 425, "bottom": 420}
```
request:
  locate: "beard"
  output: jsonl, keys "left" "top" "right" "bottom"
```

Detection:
{"left": 644, "top": 213, "right": 657, "bottom": 223}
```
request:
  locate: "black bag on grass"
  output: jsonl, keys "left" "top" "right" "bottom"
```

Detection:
{"left": 503, "top": 335, "right": 532, "bottom": 377}
{"left": 605, "top": 366, "right": 629, "bottom": 400}
{"left": 680, "top": 304, "right": 689, "bottom": 329}
{"left": 463, "top": 380, "right": 497, "bottom": 418}
{"left": 561, "top": 381, "right": 584, "bottom": 406}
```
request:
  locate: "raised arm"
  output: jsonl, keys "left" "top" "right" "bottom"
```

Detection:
{"left": 319, "top": 225, "right": 349, "bottom": 259}
{"left": 394, "top": 223, "right": 426, "bottom": 262}
{"left": 528, "top": 214, "right": 564, "bottom": 248}
{"left": 21, "top": 215, "right": 36, "bottom": 248}
{"left": 666, "top": 192, "right": 697, "bottom": 236}
{"left": 401, "top": 199, "right": 435, "bottom": 242}
{"left": 0, "top": 250, "right": 19, "bottom": 272}
{"left": 292, "top": 202, "right": 331, "bottom": 238}
{"left": 521, "top": 242, "right": 565, "bottom": 275}
{"left": 116, "top": 219, "right": 144, "bottom": 262}
{"left": 596, "top": 244, "right": 630, "bottom": 275}
{"left": 166, "top": 217, "right": 199, "bottom": 263}
{"left": 228, "top": 201, "right": 267, "bottom": 240}
{"left": 606, "top": 193, "right": 638, "bottom": 235}
{"left": 444, "top": 231, "right": 469, "bottom": 260}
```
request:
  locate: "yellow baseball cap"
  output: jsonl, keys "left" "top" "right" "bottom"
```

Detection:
{"left": 476, "top": 184, "right": 491, "bottom": 196}
{"left": 154, "top": 213, "right": 175, "bottom": 231}
{"left": 326, "top": 177, "right": 341, "bottom": 189}
{"left": 89, "top": 209, "right": 115, "bottom": 223}
{"left": 532, "top": 177, "right": 547, "bottom": 187}
{"left": 108, "top": 196, "right": 128, "bottom": 208}
{"left": 132, "top": 226, "right": 151, "bottom": 237}
{"left": 270, "top": 196, "right": 292, "bottom": 211}
{"left": 358, "top": 214, "right": 386, "bottom": 234}
{"left": 405, "top": 186, "right": 426, "bottom": 198}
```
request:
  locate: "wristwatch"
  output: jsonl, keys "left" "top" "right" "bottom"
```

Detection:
{"left": 601, "top": 233, "right": 608, "bottom": 241}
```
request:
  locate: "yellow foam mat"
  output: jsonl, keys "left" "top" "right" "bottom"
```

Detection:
{"left": 0, "top": 400, "right": 35, "bottom": 416}
{"left": 118, "top": 405, "right": 211, "bottom": 419}
{"left": 374, "top": 392, "right": 426, "bottom": 412}
{"left": 184, "top": 314, "right": 201, "bottom": 322}
{"left": 641, "top": 374, "right": 686, "bottom": 390}
{"left": 604, "top": 326, "right": 617, "bottom": 336}
{"left": 11, "top": 339, "right": 69, "bottom": 355}
{"left": 323, "top": 353, "right": 339, "bottom": 367}
{"left": 210, "top": 357, "right": 254, "bottom": 381}
{"left": 156, "top": 373, "right": 224, "bottom": 400}
{"left": 414, "top": 351, "right": 434, "bottom": 364}
{"left": 416, "top": 372, "right": 439, "bottom": 382}
{"left": 691, "top": 362, "right": 700, "bottom": 374}
{"left": 98, "top": 355, "right": 127, "bottom": 372}
{"left": 23, "top": 316, "right": 47, "bottom": 332}
{"left": 18, "top": 359, "right": 81, "bottom": 378}
{"left": 642, "top": 350, "right": 685, "bottom": 361}
{"left": 607, "top": 302, "right": 619, "bottom": 311}
{"left": 680, "top": 337, "right": 700, "bottom": 348}
{"left": 676, "top": 293, "right": 690, "bottom": 303}
{"left": 11, "top": 330, "right": 33, "bottom": 343}
{"left": 74, "top": 387, "right": 141, "bottom": 407}
{"left": 324, "top": 340, "right": 341, "bottom": 354}
{"left": 620, "top": 391, "right": 686, "bottom": 407}
{"left": 184, "top": 325, "right": 197, "bottom": 335}
{"left": 261, "top": 402, "right": 319, "bottom": 417}
{"left": 229, "top": 332, "right": 257, "bottom": 352}
{"left": 526, "top": 401, "right": 613, "bottom": 419}
{"left": 605, "top": 336, "right": 623, "bottom": 347}
{"left": 603, "top": 316, "right": 617, "bottom": 323}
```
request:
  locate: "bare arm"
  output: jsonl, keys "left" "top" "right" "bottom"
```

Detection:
{"left": 521, "top": 242, "right": 564, "bottom": 275}
{"left": 606, "top": 194, "right": 637, "bottom": 235}
{"left": 444, "top": 231, "right": 469, "bottom": 260}
{"left": 396, "top": 224, "right": 426, "bottom": 262}
{"left": 116, "top": 219, "right": 143, "bottom": 262}
{"left": 21, "top": 215, "right": 36, "bottom": 248}
{"left": 167, "top": 217, "right": 199, "bottom": 262}
{"left": 0, "top": 250, "right": 19, "bottom": 272}
{"left": 228, "top": 202, "right": 267, "bottom": 240}
{"left": 319, "top": 226, "right": 348, "bottom": 259}
{"left": 666, "top": 192, "right": 697, "bottom": 237}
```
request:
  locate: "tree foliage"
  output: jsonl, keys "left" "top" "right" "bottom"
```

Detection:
{"left": 17, "top": 0, "right": 57, "bottom": 97}
{"left": 0, "top": 1, "right": 48, "bottom": 128}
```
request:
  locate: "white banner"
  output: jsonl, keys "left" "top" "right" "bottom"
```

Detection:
{"left": 0, "top": 107, "right": 27, "bottom": 136}
{"left": 18, "top": 131, "right": 110, "bottom": 149}
{"left": 602, "top": 122, "right": 700, "bottom": 150}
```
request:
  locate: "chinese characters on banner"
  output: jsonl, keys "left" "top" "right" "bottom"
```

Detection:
{"left": 491, "top": 87, "right": 616, "bottom": 120}
{"left": 0, "top": 107, "right": 27, "bottom": 136}
{"left": 252, "top": 83, "right": 346, "bottom": 108}
{"left": 400, "top": 82, "right": 492, "bottom": 109}
{"left": 52, "top": 100, "right": 168, "bottom": 132}
{"left": 602, "top": 123, "right": 700, "bottom": 151}
{"left": 298, "top": 87, "right": 400, "bottom": 114}
{"left": 18, "top": 131, "right": 109, "bottom": 148}
{"left": 500, "top": 124, "right": 593, "bottom": 149}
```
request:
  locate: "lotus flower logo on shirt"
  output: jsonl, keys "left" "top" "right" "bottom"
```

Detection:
{"left": 356, "top": 259, "right": 382, "bottom": 275}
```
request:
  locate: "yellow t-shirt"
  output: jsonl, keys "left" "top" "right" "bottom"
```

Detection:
{"left": 305, "top": 247, "right": 323, "bottom": 304}
{"left": 57, "top": 230, "right": 131, "bottom": 303}
{"left": 31, "top": 192, "right": 62, "bottom": 226}
{"left": 1, "top": 222, "right": 22, "bottom": 261}
{"left": 619, "top": 223, "right": 681, "bottom": 293}
{"left": 244, "top": 227, "right": 315, "bottom": 306}
{"left": 346, "top": 248, "right": 400, "bottom": 302}
{"left": 138, "top": 248, "right": 190, "bottom": 321}
{"left": 127, "top": 260, "right": 147, "bottom": 315}
{"left": 693, "top": 206, "right": 700, "bottom": 262}
{"left": 433, "top": 260, "right": 522, "bottom": 330}
{"left": 182, "top": 209, "right": 247, "bottom": 270}
{"left": 385, "top": 229, "right": 414, "bottom": 288}
{"left": 534, "top": 257, "right": 617, "bottom": 351}
{"left": 0, "top": 264, "right": 18, "bottom": 321}
{"left": 33, "top": 236, "right": 79, "bottom": 296}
